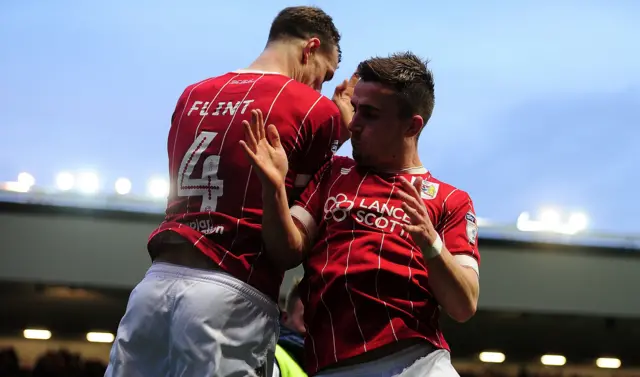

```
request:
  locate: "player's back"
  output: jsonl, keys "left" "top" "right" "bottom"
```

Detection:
{"left": 149, "top": 70, "right": 343, "bottom": 302}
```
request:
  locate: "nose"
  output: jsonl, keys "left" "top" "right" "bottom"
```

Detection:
{"left": 348, "top": 114, "right": 362, "bottom": 134}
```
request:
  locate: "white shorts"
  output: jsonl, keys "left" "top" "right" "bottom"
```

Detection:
{"left": 314, "top": 345, "right": 459, "bottom": 377}
{"left": 105, "top": 262, "right": 280, "bottom": 377}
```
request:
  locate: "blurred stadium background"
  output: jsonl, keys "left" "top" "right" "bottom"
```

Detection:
{"left": 0, "top": 172, "right": 639, "bottom": 377}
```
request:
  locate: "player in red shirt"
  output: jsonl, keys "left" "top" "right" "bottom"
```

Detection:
{"left": 105, "top": 6, "right": 354, "bottom": 377}
{"left": 241, "top": 52, "right": 480, "bottom": 376}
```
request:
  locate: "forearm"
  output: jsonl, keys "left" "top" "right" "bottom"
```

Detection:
{"left": 425, "top": 247, "right": 479, "bottom": 322}
{"left": 262, "top": 184, "right": 306, "bottom": 269}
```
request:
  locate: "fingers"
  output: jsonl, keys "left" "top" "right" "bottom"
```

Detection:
{"left": 239, "top": 140, "right": 258, "bottom": 163}
{"left": 412, "top": 177, "right": 423, "bottom": 196}
{"left": 396, "top": 190, "right": 426, "bottom": 216}
{"left": 333, "top": 79, "right": 347, "bottom": 95}
{"left": 250, "top": 109, "right": 266, "bottom": 141}
{"left": 256, "top": 109, "right": 266, "bottom": 141}
{"left": 401, "top": 223, "right": 422, "bottom": 234}
{"left": 348, "top": 72, "right": 359, "bottom": 87}
{"left": 399, "top": 176, "right": 423, "bottom": 203}
{"left": 242, "top": 120, "right": 258, "bottom": 150}
{"left": 266, "top": 124, "right": 282, "bottom": 149}
{"left": 401, "top": 202, "right": 425, "bottom": 225}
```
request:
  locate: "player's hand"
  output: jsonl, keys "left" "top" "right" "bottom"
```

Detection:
{"left": 239, "top": 109, "right": 289, "bottom": 190}
{"left": 332, "top": 73, "right": 359, "bottom": 125}
{"left": 397, "top": 176, "right": 440, "bottom": 256}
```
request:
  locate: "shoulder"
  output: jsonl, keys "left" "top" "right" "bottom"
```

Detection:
{"left": 330, "top": 155, "right": 357, "bottom": 171}
{"left": 426, "top": 174, "right": 473, "bottom": 208}
{"left": 283, "top": 82, "right": 339, "bottom": 120}
{"left": 179, "top": 74, "right": 234, "bottom": 98}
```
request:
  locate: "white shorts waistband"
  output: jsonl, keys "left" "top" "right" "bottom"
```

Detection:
{"left": 146, "top": 262, "right": 280, "bottom": 319}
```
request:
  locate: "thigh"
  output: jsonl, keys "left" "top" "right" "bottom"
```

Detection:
{"left": 397, "top": 350, "right": 459, "bottom": 377}
{"left": 105, "top": 274, "right": 173, "bottom": 377}
{"left": 169, "top": 277, "right": 279, "bottom": 377}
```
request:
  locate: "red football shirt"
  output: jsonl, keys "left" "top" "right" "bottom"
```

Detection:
{"left": 290, "top": 156, "right": 480, "bottom": 374}
{"left": 149, "top": 70, "right": 344, "bottom": 302}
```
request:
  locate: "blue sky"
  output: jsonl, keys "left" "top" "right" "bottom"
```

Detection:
{"left": 1, "top": 0, "right": 638, "bottom": 234}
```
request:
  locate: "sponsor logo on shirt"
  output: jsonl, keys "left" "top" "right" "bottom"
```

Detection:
{"left": 420, "top": 181, "right": 440, "bottom": 200}
{"left": 466, "top": 210, "right": 478, "bottom": 245}
{"left": 323, "top": 193, "right": 412, "bottom": 236}
{"left": 331, "top": 140, "right": 340, "bottom": 154}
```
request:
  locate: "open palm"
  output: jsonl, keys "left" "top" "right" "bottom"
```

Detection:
{"left": 240, "top": 109, "right": 289, "bottom": 189}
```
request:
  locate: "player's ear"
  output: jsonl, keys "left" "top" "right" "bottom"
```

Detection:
{"left": 302, "top": 38, "right": 321, "bottom": 65}
{"left": 405, "top": 115, "right": 425, "bottom": 138}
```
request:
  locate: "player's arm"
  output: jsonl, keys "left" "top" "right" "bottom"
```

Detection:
{"left": 262, "top": 160, "right": 330, "bottom": 269}
{"left": 241, "top": 109, "right": 325, "bottom": 270}
{"left": 261, "top": 184, "right": 311, "bottom": 269}
{"left": 398, "top": 178, "right": 480, "bottom": 323}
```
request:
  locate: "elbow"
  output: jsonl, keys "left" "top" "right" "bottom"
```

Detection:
{"left": 448, "top": 298, "right": 478, "bottom": 323}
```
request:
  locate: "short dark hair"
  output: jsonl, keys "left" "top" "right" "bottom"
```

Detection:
{"left": 356, "top": 52, "right": 435, "bottom": 125}
{"left": 285, "top": 277, "right": 302, "bottom": 315}
{"left": 268, "top": 6, "right": 342, "bottom": 62}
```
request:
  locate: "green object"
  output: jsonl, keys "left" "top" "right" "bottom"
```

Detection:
{"left": 275, "top": 344, "right": 307, "bottom": 377}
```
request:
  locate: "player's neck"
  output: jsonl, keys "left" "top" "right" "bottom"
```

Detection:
{"left": 246, "top": 45, "right": 296, "bottom": 79}
{"left": 375, "top": 149, "right": 424, "bottom": 174}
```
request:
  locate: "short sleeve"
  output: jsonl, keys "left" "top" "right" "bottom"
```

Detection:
{"left": 289, "top": 99, "right": 342, "bottom": 191}
{"left": 290, "top": 158, "right": 335, "bottom": 242}
{"left": 439, "top": 190, "right": 480, "bottom": 275}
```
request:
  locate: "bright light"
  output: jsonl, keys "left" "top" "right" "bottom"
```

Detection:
{"left": 517, "top": 209, "right": 589, "bottom": 235}
{"left": 77, "top": 172, "right": 99, "bottom": 194}
{"left": 596, "top": 357, "right": 621, "bottom": 369}
{"left": 148, "top": 178, "right": 169, "bottom": 199}
{"left": 516, "top": 212, "right": 531, "bottom": 231}
{"left": 17, "top": 172, "right": 35, "bottom": 188}
{"left": 23, "top": 329, "right": 51, "bottom": 340}
{"left": 114, "top": 178, "right": 132, "bottom": 195}
{"left": 541, "top": 354, "right": 566, "bottom": 366}
{"left": 56, "top": 172, "right": 75, "bottom": 191}
{"left": 86, "top": 331, "right": 115, "bottom": 343}
{"left": 568, "top": 212, "right": 588, "bottom": 233}
{"left": 479, "top": 351, "right": 505, "bottom": 363}
{"left": 539, "top": 208, "right": 561, "bottom": 228}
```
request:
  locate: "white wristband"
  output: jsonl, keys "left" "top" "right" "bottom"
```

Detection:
{"left": 424, "top": 234, "right": 443, "bottom": 260}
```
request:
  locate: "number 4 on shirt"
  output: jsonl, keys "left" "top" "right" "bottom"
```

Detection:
{"left": 177, "top": 131, "right": 224, "bottom": 212}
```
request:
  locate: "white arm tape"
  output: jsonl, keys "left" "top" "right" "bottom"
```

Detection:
{"left": 423, "top": 234, "right": 443, "bottom": 260}
{"left": 290, "top": 205, "right": 318, "bottom": 241}
{"left": 454, "top": 254, "right": 480, "bottom": 277}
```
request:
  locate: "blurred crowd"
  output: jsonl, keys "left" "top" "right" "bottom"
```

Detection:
{"left": 0, "top": 346, "right": 628, "bottom": 377}
{"left": 0, "top": 348, "right": 105, "bottom": 377}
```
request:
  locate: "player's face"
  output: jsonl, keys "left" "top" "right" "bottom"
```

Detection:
{"left": 300, "top": 44, "right": 338, "bottom": 92}
{"left": 349, "top": 82, "right": 417, "bottom": 168}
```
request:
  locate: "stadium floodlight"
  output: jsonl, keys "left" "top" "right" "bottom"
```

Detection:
{"left": 539, "top": 207, "right": 561, "bottom": 229}
{"left": 517, "top": 208, "right": 589, "bottom": 235}
{"left": 567, "top": 212, "right": 588, "bottom": 233}
{"left": 114, "top": 177, "right": 132, "bottom": 195}
{"left": 479, "top": 351, "right": 505, "bottom": 363}
{"left": 148, "top": 177, "right": 169, "bottom": 199}
{"left": 55, "top": 172, "right": 75, "bottom": 191}
{"left": 86, "top": 331, "right": 115, "bottom": 343}
{"left": 23, "top": 329, "right": 51, "bottom": 340}
{"left": 596, "top": 357, "right": 621, "bottom": 369}
{"left": 77, "top": 171, "right": 100, "bottom": 194}
{"left": 541, "top": 354, "right": 566, "bottom": 366}
{"left": 17, "top": 172, "right": 35, "bottom": 189}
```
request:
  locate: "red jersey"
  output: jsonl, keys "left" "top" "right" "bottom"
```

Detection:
{"left": 290, "top": 156, "right": 480, "bottom": 374}
{"left": 149, "top": 70, "right": 343, "bottom": 302}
